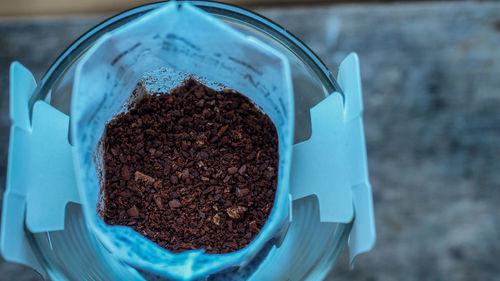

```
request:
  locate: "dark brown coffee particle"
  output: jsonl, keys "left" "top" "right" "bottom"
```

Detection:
{"left": 134, "top": 171, "right": 157, "bottom": 185}
{"left": 236, "top": 188, "right": 250, "bottom": 198}
{"left": 226, "top": 206, "right": 247, "bottom": 219}
{"left": 170, "top": 175, "right": 178, "bottom": 184}
{"left": 227, "top": 167, "right": 238, "bottom": 174}
{"left": 127, "top": 205, "right": 139, "bottom": 218}
{"left": 154, "top": 196, "right": 163, "bottom": 209}
{"left": 169, "top": 199, "right": 182, "bottom": 208}
{"left": 238, "top": 164, "right": 247, "bottom": 175}
{"left": 212, "top": 214, "right": 221, "bottom": 226}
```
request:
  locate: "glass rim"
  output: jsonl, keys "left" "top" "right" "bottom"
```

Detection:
{"left": 29, "top": 0, "right": 344, "bottom": 115}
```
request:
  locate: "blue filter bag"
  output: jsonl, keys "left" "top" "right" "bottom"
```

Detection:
{"left": 71, "top": 2, "right": 294, "bottom": 280}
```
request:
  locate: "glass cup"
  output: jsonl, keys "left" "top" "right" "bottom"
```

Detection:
{"left": 27, "top": 2, "right": 351, "bottom": 280}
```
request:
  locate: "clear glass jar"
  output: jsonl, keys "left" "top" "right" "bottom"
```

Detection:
{"left": 27, "top": 2, "right": 351, "bottom": 280}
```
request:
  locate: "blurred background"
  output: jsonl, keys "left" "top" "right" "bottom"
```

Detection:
{"left": 1, "top": 0, "right": 499, "bottom": 280}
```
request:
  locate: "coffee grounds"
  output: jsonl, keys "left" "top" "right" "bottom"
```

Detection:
{"left": 102, "top": 78, "right": 279, "bottom": 254}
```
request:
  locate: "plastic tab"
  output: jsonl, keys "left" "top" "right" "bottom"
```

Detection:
{"left": 289, "top": 53, "right": 375, "bottom": 264}
{"left": 290, "top": 93, "right": 354, "bottom": 223}
{"left": 1, "top": 62, "right": 47, "bottom": 278}
{"left": 337, "top": 53, "right": 376, "bottom": 265}
{"left": 25, "top": 100, "right": 81, "bottom": 232}
{"left": 9, "top": 62, "right": 36, "bottom": 130}
{"left": 2, "top": 61, "right": 82, "bottom": 279}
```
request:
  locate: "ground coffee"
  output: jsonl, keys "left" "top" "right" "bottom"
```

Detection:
{"left": 102, "top": 78, "right": 279, "bottom": 254}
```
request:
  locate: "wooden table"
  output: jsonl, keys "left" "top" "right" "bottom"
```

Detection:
{"left": 1, "top": 1, "right": 499, "bottom": 280}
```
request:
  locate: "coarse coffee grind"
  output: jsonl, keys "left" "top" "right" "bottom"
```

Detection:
{"left": 101, "top": 78, "right": 279, "bottom": 254}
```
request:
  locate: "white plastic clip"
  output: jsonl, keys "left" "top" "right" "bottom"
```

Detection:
{"left": 290, "top": 53, "right": 375, "bottom": 264}
{"left": 1, "top": 62, "right": 81, "bottom": 277}
{"left": 290, "top": 91, "right": 354, "bottom": 222}
{"left": 1, "top": 62, "right": 47, "bottom": 278}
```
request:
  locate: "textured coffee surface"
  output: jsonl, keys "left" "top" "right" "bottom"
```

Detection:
{"left": 101, "top": 78, "right": 279, "bottom": 254}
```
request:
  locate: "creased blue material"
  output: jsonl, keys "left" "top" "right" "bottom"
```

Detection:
{"left": 70, "top": 2, "right": 294, "bottom": 280}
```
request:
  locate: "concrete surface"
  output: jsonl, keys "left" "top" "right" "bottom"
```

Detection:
{"left": 0, "top": 1, "right": 499, "bottom": 280}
